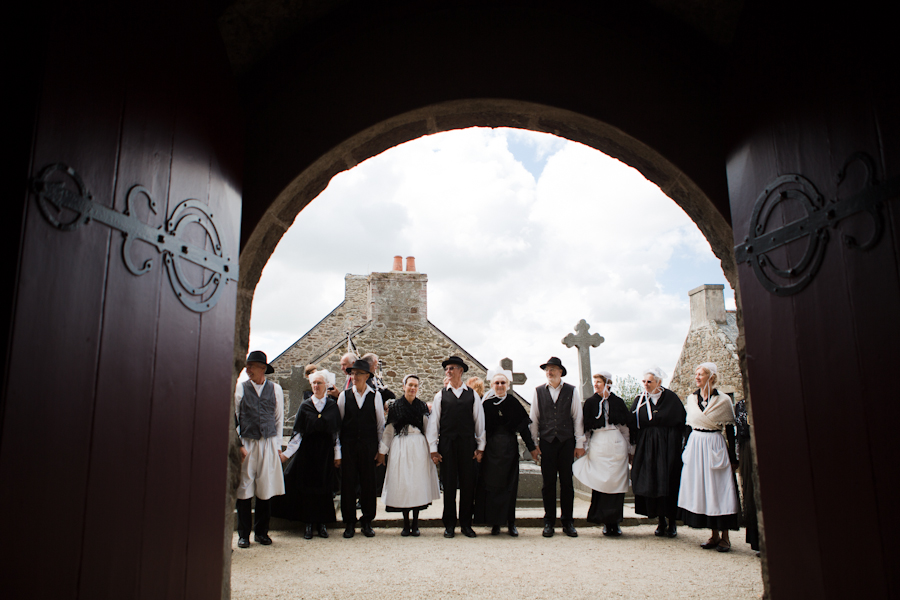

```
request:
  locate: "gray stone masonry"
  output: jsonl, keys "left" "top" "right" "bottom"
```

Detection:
{"left": 271, "top": 268, "right": 497, "bottom": 427}
{"left": 669, "top": 284, "right": 743, "bottom": 402}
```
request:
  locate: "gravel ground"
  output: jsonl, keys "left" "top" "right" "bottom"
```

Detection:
{"left": 230, "top": 523, "right": 763, "bottom": 599}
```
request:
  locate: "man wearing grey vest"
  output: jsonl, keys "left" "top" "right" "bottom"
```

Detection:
{"left": 530, "top": 357, "right": 585, "bottom": 538}
{"left": 235, "top": 351, "right": 286, "bottom": 548}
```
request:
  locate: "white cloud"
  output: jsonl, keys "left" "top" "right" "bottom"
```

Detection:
{"left": 248, "top": 128, "right": 732, "bottom": 400}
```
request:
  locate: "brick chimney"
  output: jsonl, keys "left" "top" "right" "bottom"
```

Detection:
{"left": 688, "top": 284, "right": 726, "bottom": 330}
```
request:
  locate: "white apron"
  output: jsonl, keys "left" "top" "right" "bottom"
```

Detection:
{"left": 381, "top": 426, "right": 441, "bottom": 509}
{"left": 677, "top": 430, "right": 738, "bottom": 516}
{"left": 237, "top": 437, "right": 286, "bottom": 501}
{"left": 573, "top": 427, "right": 630, "bottom": 494}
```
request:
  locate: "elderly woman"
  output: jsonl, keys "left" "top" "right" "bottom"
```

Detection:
{"left": 378, "top": 374, "right": 440, "bottom": 536}
{"left": 630, "top": 366, "right": 686, "bottom": 538}
{"left": 677, "top": 362, "right": 740, "bottom": 552}
{"left": 272, "top": 370, "right": 341, "bottom": 539}
{"left": 573, "top": 371, "right": 635, "bottom": 536}
{"left": 474, "top": 368, "right": 536, "bottom": 536}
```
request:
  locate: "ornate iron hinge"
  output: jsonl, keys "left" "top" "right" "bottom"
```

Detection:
{"left": 734, "top": 152, "right": 899, "bottom": 296}
{"left": 31, "top": 163, "right": 239, "bottom": 313}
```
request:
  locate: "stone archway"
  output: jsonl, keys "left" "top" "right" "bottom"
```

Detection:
{"left": 228, "top": 99, "right": 751, "bottom": 595}
{"left": 235, "top": 99, "right": 739, "bottom": 368}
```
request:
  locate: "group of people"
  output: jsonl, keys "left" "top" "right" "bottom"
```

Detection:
{"left": 234, "top": 349, "right": 758, "bottom": 554}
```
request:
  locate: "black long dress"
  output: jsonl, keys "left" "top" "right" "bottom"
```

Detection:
{"left": 630, "top": 388, "right": 686, "bottom": 520}
{"left": 581, "top": 392, "right": 635, "bottom": 525}
{"left": 271, "top": 397, "right": 341, "bottom": 523}
{"left": 736, "top": 399, "right": 760, "bottom": 550}
{"left": 474, "top": 394, "right": 535, "bottom": 527}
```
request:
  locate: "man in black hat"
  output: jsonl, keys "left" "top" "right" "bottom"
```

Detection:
{"left": 235, "top": 350, "right": 286, "bottom": 548}
{"left": 529, "top": 357, "right": 585, "bottom": 538}
{"left": 425, "top": 356, "right": 486, "bottom": 538}
{"left": 335, "top": 358, "right": 386, "bottom": 538}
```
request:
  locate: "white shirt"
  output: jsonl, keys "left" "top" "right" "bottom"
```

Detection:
{"left": 283, "top": 394, "right": 340, "bottom": 459}
{"left": 529, "top": 381, "right": 585, "bottom": 448}
{"left": 334, "top": 385, "right": 386, "bottom": 459}
{"left": 426, "top": 383, "right": 486, "bottom": 452}
{"left": 234, "top": 378, "right": 284, "bottom": 441}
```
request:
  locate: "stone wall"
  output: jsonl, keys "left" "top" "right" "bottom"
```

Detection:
{"left": 270, "top": 268, "right": 489, "bottom": 424}
{"left": 669, "top": 284, "right": 743, "bottom": 402}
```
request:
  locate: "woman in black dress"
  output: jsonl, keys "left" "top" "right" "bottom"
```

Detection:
{"left": 735, "top": 395, "right": 760, "bottom": 553}
{"left": 474, "top": 368, "right": 535, "bottom": 536}
{"left": 272, "top": 370, "right": 341, "bottom": 539}
{"left": 630, "top": 366, "right": 686, "bottom": 538}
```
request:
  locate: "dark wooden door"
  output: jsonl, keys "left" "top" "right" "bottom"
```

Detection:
{"left": 0, "top": 2, "right": 241, "bottom": 598}
{"left": 725, "top": 6, "right": 899, "bottom": 598}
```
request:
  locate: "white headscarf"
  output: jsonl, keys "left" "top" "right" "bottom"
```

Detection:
{"left": 634, "top": 366, "right": 666, "bottom": 428}
{"left": 483, "top": 367, "right": 513, "bottom": 403}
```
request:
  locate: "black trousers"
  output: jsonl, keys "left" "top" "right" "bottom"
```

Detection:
{"left": 236, "top": 497, "right": 271, "bottom": 539}
{"left": 540, "top": 437, "right": 575, "bottom": 524}
{"left": 340, "top": 439, "right": 377, "bottom": 525}
{"left": 439, "top": 435, "right": 477, "bottom": 530}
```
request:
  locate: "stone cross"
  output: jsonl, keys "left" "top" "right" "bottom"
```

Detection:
{"left": 276, "top": 364, "right": 312, "bottom": 431}
{"left": 499, "top": 357, "right": 527, "bottom": 390}
{"left": 562, "top": 319, "right": 605, "bottom": 401}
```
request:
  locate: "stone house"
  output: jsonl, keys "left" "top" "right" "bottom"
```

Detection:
{"left": 271, "top": 257, "right": 524, "bottom": 426}
{"left": 668, "top": 284, "right": 743, "bottom": 402}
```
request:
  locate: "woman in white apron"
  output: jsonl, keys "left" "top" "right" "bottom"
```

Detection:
{"left": 677, "top": 362, "right": 740, "bottom": 552}
{"left": 378, "top": 374, "right": 441, "bottom": 536}
{"left": 573, "top": 371, "right": 635, "bottom": 536}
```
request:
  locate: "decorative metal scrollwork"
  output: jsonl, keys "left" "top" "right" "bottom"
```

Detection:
{"left": 734, "top": 152, "right": 899, "bottom": 296}
{"left": 31, "top": 163, "right": 238, "bottom": 313}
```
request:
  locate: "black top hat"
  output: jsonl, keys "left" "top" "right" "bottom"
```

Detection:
{"left": 346, "top": 358, "right": 374, "bottom": 376}
{"left": 540, "top": 357, "right": 567, "bottom": 377}
{"left": 441, "top": 356, "right": 469, "bottom": 372}
{"left": 246, "top": 350, "right": 275, "bottom": 374}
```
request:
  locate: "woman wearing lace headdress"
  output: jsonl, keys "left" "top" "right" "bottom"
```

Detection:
{"left": 677, "top": 362, "right": 740, "bottom": 552}
{"left": 378, "top": 374, "right": 440, "bottom": 536}
{"left": 573, "top": 371, "right": 635, "bottom": 536}
{"left": 630, "top": 366, "right": 686, "bottom": 538}
{"left": 474, "top": 368, "right": 536, "bottom": 536}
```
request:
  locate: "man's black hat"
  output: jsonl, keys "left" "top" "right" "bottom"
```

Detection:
{"left": 441, "top": 356, "right": 469, "bottom": 372}
{"left": 246, "top": 350, "right": 275, "bottom": 374}
{"left": 540, "top": 356, "right": 567, "bottom": 377}
{"left": 346, "top": 358, "right": 374, "bottom": 376}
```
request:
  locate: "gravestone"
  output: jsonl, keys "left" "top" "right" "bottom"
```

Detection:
{"left": 499, "top": 357, "right": 527, "bottom": 390}
{"left": 562, "top": 319, "right": 604, "bottom": 402}
{"left": 276, "top": 364, "right": 312, "bottom": 432}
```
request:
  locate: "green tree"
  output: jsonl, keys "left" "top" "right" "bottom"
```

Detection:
{"left": 614, "top": 375, "right": 642, "bottom": 404}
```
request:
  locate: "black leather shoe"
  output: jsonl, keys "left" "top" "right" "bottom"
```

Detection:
{"left": 716, "top": 542, "right": 731, "bottom": 552}
{"left": 654, "top": 518, "right": 667, "bottom": 537}
{"left": 237, "top": 537, "right": 250, "bottom": 548}
{"left": 461, "top": 525, "right": 477, "bottom": 538}
{"left": 317, "top": 524, "right": 328, "bottom": 538}
{"left": 542, "top": 523, "right": 554, "bottom": 537}
{"left": 361, "top": 522, "right": 375, "bottom": 537}
{"left": 254, "top": 533, "right": 273, "bottom": 545}
{"left": 508, "top": 525, "right": 519, "bottom": 537}
{"left": 304, "top": 524, "right": 313, "bottom": 540}
{"left": 665, "top": 524, "right": 677, "bottom": 538}
{"left": 490, "top": 526, "right": 501, "bottom": 536}
{"left": 603, "top": 524, "right": 622, "bottom": 537}
{"left": 443, "top": 528, "right": 455, "bottom": 538}
{"left": 562, "top": 522, "right": 578, "bottom": 537}
{"left": 700, "top": 538, "right": 720, "bottom": 549}
{"left": 401, "top": 526, "right": 411, "bottom": 537}
{"left": 411, "top": 527, "right": 420, "bottom": 537}
{"left": 343, "top": 526, "right": 355, "bottom": 538}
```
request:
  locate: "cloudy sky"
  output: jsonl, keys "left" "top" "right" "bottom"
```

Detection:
{"left": 248, "top": 128, "right": 734, "bottom": 400}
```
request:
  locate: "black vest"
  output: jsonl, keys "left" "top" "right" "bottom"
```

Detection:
{"left": 340, "top": 388, "right": 378, "bottom": 446}
{"left": 239, "top": 379, "right": 279, "bottom": 440}
{"left": 439, "top": 386, "right": 476, "bottom": 440}
{"left": 537, "top": 383, "right": 575, "bottom": 443}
